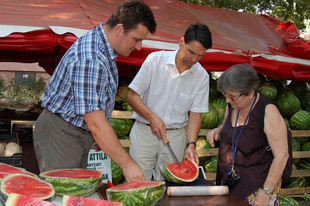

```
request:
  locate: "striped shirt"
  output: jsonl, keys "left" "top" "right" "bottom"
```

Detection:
{"left": 42, "top": 23, "right": 118, "bottom": 131}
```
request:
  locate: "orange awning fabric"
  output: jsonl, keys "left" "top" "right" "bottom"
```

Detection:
{"left": 0, "top": 0, "right": 309, "bottom": 81}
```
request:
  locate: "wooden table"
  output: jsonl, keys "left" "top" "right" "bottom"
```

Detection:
{"left": 98, "top": 184, "right": 250, "bottom": 206}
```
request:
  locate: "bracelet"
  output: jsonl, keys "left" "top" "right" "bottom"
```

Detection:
{"left": 262, "top": 186, "right": 273, "bottom": 195}
{"left": 186, "top": 141, "right": 196, "bottom": 148}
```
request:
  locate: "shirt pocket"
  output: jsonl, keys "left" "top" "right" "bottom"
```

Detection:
{"left": 175, "top": 92, "right": 193, "bottom": 115}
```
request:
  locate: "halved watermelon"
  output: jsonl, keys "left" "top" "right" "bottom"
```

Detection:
{"left": 6, "top": 193, "right": 57, "bottom": 206}
{"left": 106, "top": 181, "right": 165, "bottom": 206}
{"left": 0, "top": 163, "right": 37, "bottom": 183}
{"left": 62, "top": 195, "right": 122, "bottom": 206}
{"left": 163, "top": 160, "right": 199, "bottom": 184}
{"left": 0, "top": 173, "right": 55, "bottom": 200}
{"left": 39, "top": 168, "right": 102, "bottom": 197}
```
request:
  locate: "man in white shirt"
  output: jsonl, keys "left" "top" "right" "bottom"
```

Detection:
{"left": 127, "top": 22, "right": 212, "bottom": 181}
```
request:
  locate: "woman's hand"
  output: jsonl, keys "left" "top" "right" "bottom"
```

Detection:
{"left": 206, "top": 128, "right": 221, "bottom": 147}
{"left": 252, "top": 189, "right": 273, "bottom": 206}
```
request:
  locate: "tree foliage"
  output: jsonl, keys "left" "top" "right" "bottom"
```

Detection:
{"left": 180, "top": 0, "right": 310, "bottom": 30}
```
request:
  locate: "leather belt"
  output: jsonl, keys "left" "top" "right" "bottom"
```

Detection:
{"left": 138, "top": 121, "right": 180, "bottom": 130}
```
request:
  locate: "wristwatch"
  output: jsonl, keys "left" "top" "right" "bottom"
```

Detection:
{"left": 262, "top": 186, "right": 273, "bottom": 195}
{"left": 186, "top": 141, "right": 196, "bottom": 148}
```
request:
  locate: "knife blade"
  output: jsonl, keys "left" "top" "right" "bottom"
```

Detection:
{"left": 166, "top": 141, "right": 181, "bottom": 168}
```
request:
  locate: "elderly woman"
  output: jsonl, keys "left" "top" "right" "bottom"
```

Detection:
{"left": 207, "top": 64, "right": 288, "bottom": 206}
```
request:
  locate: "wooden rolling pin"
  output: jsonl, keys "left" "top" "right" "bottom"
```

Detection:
{"left": 167, "top": 186, "right": 229, "bottom": 196}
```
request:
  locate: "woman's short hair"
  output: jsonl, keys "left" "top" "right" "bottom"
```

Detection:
{"left": 217, "top": 64, "right": 260, "bottom": 95}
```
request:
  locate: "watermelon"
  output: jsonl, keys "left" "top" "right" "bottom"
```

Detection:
{"left": 106, "top": 181, "right": 165, "bottom": 206}
{"left": 211, "top": 98, "right": 227, "bottom": 126}
{"left": 0, "top": 163, "right": 37, "bottom": 183}
{"left": 278, "top": 195, "right": 300, "bottom": 206}
{"left": 292, "top": 138, "right": 301, "bottom": 151}
{"left": 111, "top": 161, "right": 123, "bottom": 184}
{"left": 268, "top": 79, "right": 286, "bottom": 92}
{"left": 276, "top": 92, "right": 301, "bottom": 118}
{"left": 302, "top": 142, "right": 310, "bottom": 151}
{"left": 258, "top": 82, "right": 277, "bottom": 100}
{"left": 286, "top": 177, "right": 307, "bottom": 188}
{"left": 288, "top": 81, "right": 309, "bottom": 100}
{"left": 62, "top": 195, "right": 122, "bottom": 206}
{"left": 209, "top": 79, "right": 219, "bottom": 100}
{"left": 116, "top": 84, "right": 130, "bottom": 101}
{"left": 110, "top": 118, "right": 134, "bottom": 137}
{"left": 39, "top": 168, "right": 102, "bottom": 197}
{"left": 203, "top": 156, "right": 218, "bottom": 173}
{"left": 1, "top": 173, "right": 55, "bottom": 200}
{"left": 162, "top": 160, "right": 199, "bottom": 184}
{"left": 300, "top": 91, "right": 310, "bottom": 109}
{"left": 290, "top": 110, "right": 310, "bottom": 130}
{"left": 196, "top": 136, "right": 212, "bottom": 164}
{"left": 201, "top": 104, "right": 219, "bottom": 129}
{"left": 6, "top": 193, "right": 58, "bottom": 206}
{"left": 257, "top": 73, "right": 267, "bottom": 84}
{"left": 296, "top": 158, "right": 310, "bottom": 170}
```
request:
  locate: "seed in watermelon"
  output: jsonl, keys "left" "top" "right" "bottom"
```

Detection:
{"left": 62, "top": 195, "right": 122, "bottom": 206}
{"left": 6, "top": 193, "right": 58, "bottom": 206}
{"left": 106, "top": 181, "right": 165, "bottom": 206}
{"left": 162, "top": 160, "right": 199, "bottom": 184}
{"left": 1, "top": 173, "right": 55, "bottom": 200}
{"left": 0, "top": 163, "right": 37, "bottom": 183}
{"left": 39, "top": 168, "right": 102, "bottom": 197}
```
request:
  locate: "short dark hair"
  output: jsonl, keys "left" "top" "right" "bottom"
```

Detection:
{"left": 105, "top": 1, "right": 157, "bottom": 34}
{"left": 183, "top": 22, "right": 212, "bottom": 49}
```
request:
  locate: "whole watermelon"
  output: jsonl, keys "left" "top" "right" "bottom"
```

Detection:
{"left": 302, "top": 142, "right": 310, "bottom": 151}
{"left": 209, "top": 79, "right": 219, "bottom": 100}
{"left": 292, "top": 138, "right": 301, "bottom": 151}
{"left": 299, "top": 91, "right": 310, "bottom": 110}
{"left": 290, "top": 110, "right": 310, "bottom": 130}
{"left": 258, "top": 82, "right": 277, "bottom": 100}
{"left": 62, "top": 195, "right": 122, "bottom": 206}
{"left": 276, "top": 92, "right": 301, "bottom": 118}
{"left": 288, "top": 81, "right": 309, "bottom": 100}
{"left": 106, "top": 181, "right": 165, "bottom": 206}
{"left": 196, "top": 136, "right": 212, "bottom": 164}
{"left": 110, "top": 119, "right": 134, "bottom": 137}
{"left": 211, "top": 98, "right": 226, "bottom": 126}
{"left": 201, "top": 104, "right": 219, "bottom": 129}
{"left": 268, "top": 79, "right": 286, "bottom": 92}
{"left": 278, "top": 195, "right": 300, "bottom": 206}
{"left": 257, "top": 72, "right": 267, "bottom": 84}
{"left": 204, "top": 156, "right": 218, "bottom": 173}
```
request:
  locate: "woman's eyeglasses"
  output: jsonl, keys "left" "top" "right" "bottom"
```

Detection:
{"left": 222, "top": 92, "right": 243, "bottom": 101}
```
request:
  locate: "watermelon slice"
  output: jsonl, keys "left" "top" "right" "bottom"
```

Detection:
{"left": 106, "top": 181, "right": 165, "bottom": 206}
{"left": 39, "top": 168, "right": 102, "bottom": 197}
{"left": 0, "top": 173, "right": 55, "bottom": 200}
{"left": 6, "top": 193, "right": 57, "bottom": 206}
{"left": 62, "top": 195, "right": 122, "bottom": 206}
{"left": 0, "top": 163, "right": 37, "bottom": 182}
{"left": 163, "top": 160, "right": 199, "bottom": 184}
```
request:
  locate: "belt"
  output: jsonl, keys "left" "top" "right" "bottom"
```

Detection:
{"left": 138, "top": 121, "right": 180, "bottom": 130}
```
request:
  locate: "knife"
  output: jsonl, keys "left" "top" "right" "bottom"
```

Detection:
{"left": 166, "top": 140, "right": 181, "bottom": 168}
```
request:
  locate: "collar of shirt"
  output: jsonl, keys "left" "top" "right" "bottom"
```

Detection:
{"left": 97, "top": 23, "right": 118, "bottom": 61}
{"left": 166, "top": 50, "right": 196, "bottom": 75}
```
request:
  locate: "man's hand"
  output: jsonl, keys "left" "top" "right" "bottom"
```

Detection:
{"left": 122, "top": 160, "right": 146, "bottom": 182}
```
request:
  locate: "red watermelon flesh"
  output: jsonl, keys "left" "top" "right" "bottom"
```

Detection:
{"left": 1, "top": 173, "right": 55, "bottom": 200}
{"left": 0, "top": 163, "right": 37, "bottom": 180}
{"left": 62, "top": 195, "right": 122, "bottom": 206}
{"left": 163, "top": 160, "right": 199, "bottom": 184}
{"left": 41, "top": 168, "right": 101, "bottom": 178}
{"left": 6, "top": 193, "right": 57, "bottom": 206}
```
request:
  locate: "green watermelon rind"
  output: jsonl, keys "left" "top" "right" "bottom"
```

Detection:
{"left": 106, "top": 181, "right": 166, "bottom": 206}
{"left": 163, "top": 160, "right": 199, "bottom": 184}
{"left": 1, "top": 173, "right": 55, "bottom": 200}
{"left": 278, "top": 195, "right": 300, "bottom": 206}
{"left": 290, "top": 110, "right": 310, "bottom": 130}
{"left": 39, "top": 169, "right": 102, "bottom": 197}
